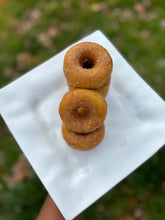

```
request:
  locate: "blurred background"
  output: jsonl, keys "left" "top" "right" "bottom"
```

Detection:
{"left": 0, "top": 0, "right": 165, "bottom": 219}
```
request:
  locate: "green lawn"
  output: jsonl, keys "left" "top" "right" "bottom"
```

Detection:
{"left": 0, "top": 0, "right": 165, "bottom": 219}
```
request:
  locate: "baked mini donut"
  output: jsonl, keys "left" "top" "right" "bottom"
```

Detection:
{"left": 59, "top": 89, "right": 107, "bottom": 133}
{"left": 67, "top": 76, "right": 111, "bottom": 97}
{"left": 96, "top": 76, "right": 111, "bottom": 97}
{"left": 62, "top": 123, "right": 105, "bottom": 151}
{"left": 63, "top": 42, "right": 113, "bottom": 89}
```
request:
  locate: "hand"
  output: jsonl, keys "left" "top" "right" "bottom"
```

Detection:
{"left": 36, "top": 194, "right": 82, "bottom": 220}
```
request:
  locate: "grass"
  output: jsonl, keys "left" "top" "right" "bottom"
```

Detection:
{"left": 0, "top": 0, "right": 165, "bottom": 219}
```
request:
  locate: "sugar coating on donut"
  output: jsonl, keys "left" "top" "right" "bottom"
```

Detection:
{"left": 63, "top": 42, "right": 113, "bottom": 89}
{"left": 67, "top": 76, "right": 111, "bottom": 97}
{"left": 59, "top": 89, "right": 107, "bottom": 133}
{"left": 62, "top": 123, "right": 105, "bottom": 151}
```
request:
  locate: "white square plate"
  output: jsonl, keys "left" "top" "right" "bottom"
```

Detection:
{"left": 0, "top": 31, "right": 165, "bottom": 220}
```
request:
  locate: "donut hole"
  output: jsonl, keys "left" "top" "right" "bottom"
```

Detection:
{"left": 77, "top": 106, "right": 89, "bottom": 115}
{"left": 79, "top": 53, "right": 95, "bottom": 69}
{"left": 82, "top": 59, "right": 94, "bottom": 69}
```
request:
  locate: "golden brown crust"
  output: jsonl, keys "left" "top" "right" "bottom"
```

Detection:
{"left": 96, "top": 76, "right": 111, "bottom": 97}
{"left": 67, "top": 76, "right": 111, "bottom": 97}
{"left": 63, "top": 42, "right": 113, "bottom": 89}
{"left": 62, "top": 123, "right": 105, "bottom": 151}
{"left": 59, "top": 89, "right": 107, "bottom": 133}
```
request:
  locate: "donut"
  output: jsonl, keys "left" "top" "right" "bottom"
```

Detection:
{"left": 96, "top": 77, "right": 111, "bottom": 97}
{"left": 62, "top": 123, "right": 105, "bottom": 151}
{"left": 63, "top": 42, "right": 113, "bottom": 89}
{"left": 59, "top": 89, "right": 107, "bottom": 133}
{"left": 67, "top": 76, "right": 111, "bottom": 97}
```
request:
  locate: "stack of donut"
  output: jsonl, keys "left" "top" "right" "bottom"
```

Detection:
{"left": 59, "top": 42, "right": 113, "bottom": 150}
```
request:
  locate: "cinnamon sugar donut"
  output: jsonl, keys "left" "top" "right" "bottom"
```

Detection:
{"left": 67, "top": 76, "right": 111, "bottom": 97}
{"left": 59, "top": 89, "right": 107, "bottom": 133}
{"left": 63, "top": 42, "right": 113, "bottom": 89}
{"left": 62, "top": 123, "right": 105, "bottom": 151}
